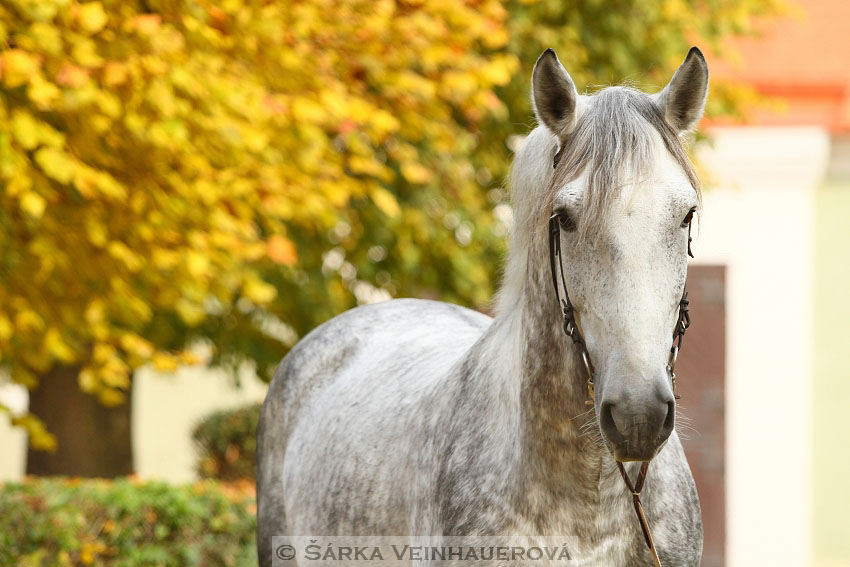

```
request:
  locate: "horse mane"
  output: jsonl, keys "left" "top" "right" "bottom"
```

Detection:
{"left": 495, "top": 86, "right": 700, "bottom": 317}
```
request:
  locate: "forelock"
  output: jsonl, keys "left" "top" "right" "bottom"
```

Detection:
{"left": 549, "top": 87, "right": 701, "bottom": 243}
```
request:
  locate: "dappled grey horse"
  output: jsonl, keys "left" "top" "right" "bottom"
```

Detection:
{"left": 257, "top": 47, "right": 709, "bottom": 566}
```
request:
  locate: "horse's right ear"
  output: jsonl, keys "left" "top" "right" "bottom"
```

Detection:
{"left": 655, "top": 47, "right": 709, "bottom": 133}
{"left": 532, "top": 49, "right": 580, "bottom": 142}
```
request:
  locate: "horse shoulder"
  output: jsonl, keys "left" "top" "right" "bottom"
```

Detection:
{"left": 257, "top": 299, "right": 491, "bottom": 540}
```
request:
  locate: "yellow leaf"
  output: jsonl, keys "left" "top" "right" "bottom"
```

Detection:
{"left": 175, "top": 298, "right": 205, "bottom": 326}
{"left": 243, "top": 276, "right": 277, "bottom": 304}
{"left": 79, "top": 367, "right": 98, "bottom": 393}
{"left": 179, "top": 350, "right": 201, "bottom": 365}
{"left": 27, "top": 22, "right": 63, "bottom": 55}
{"left": 401, "top": 162, "right": 433, "bottom": 184}
{"left": 76, "top": 2, "right": 108, "bottom": 34}
{"left": 98, "top": 388, "right": 126, "bottom": 407}
{"left": 80, "top": 541, "right": 95, "bottom": 565}
{"left": 11, "top": 110, "right": 40, "bottom": 150}
{"left": 84, "top": 300, "right": 106, "bottom": 324}
{"left": 370, "top": 110, "right": 400, "bottom": 136}
{"left": 119, "top": 333, "right": 155, "bottom": 359}
{"left": 1, "top": 50, "right": 40, "bottom": 88}
{"left": 27, "top": 76, "right": 61, "bottom": 108}
{"left": 20, "top": 191, "right": 47, "bottom": 218}
{"left": 71, "top": 37, "right": 103, "bottom": 67}
{"left": 5, "top": 175, "right": 33, "bottom": 198}
{"left": 85, "top": 217, "right": 108, "bottom": 247}
{"left": 95, "top": 91, "right": 121, "bottom": 118}
{"left": 45, "top": 328, "right": 76, "bottom": 363}
{"left": 267, "top": 235, "right": 298, "bottom": 265}
{"left": 11, "top": 414, "right": 56, "bottom": 452}
{"left": 152, "top": 248, "right": 180, "bottom": 269}
{"left": 102, "top": 61, "right": 129, "bottom": 86}
{"left": 0, "top": 315, "right": 12, "bottom": 340}
{"left": 186, "top": 251, "right": 210, "bottom": 277}
{"left": 292, "top": 98, "right": 326, "bottom": 123}
{"left": 34, "top": 148, "right": 75, "bottom": 184}
{"left": 152, "top": 353, "right": 179, "bottom": 373}
{"left": 92, "top": 171, "right": 126, "bottom": 199}
{"left": 349, "top": 156, "right": 390, "bottom": 180}
{"left": 15, "top": 309, "right": 44, "bottom": 333}
{"left": 93, "top": 342, "right": 117, "bottom": 363}
{"left": 479, "top": 55, "right": 517, "bottom": 86}
{"left": 140, "top": 55, "right": 168, "bottom": 75}
{"left": 481, "top": 27, "right": 509, "bottom": 49}
{"left": 108, "top": 241, "right": 142, "bottom": 271}
{"left": 100, "top": 364, "right": 130, "bottom": 389}
{"left": 370, "top": 187, "right": 401, "bottom": 218}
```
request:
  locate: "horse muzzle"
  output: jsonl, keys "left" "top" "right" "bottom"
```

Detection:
{"left": 598, "top": 393, "right": 676, "bottom": 461}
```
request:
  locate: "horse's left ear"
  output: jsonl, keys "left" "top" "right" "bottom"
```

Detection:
{"left": 532, "top": 48, "right": 581, "bottom": 142}
{"left": 655, "top": 47, "right": 709, "bottom": 133}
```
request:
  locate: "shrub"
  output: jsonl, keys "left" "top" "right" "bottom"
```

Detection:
{"left": 192, "top": 403, "right": 261, "bottom": 481}
{"left": 0, "top": 477, "right": 256, "bottom": 567}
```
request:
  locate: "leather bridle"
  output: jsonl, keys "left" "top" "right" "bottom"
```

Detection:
{"left": 547, "top": 211, "right": 694, "bottom": 567}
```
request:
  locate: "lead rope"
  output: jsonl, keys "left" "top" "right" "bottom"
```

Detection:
{"left": 548, "top": 214, "right": 694, "bottom": 567}
{"left": 616, "top": 461, "right": 662, "bottom": 567}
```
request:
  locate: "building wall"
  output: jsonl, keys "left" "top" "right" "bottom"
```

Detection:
{"left": 132, "top": 362, "right": 268, "bottom": 482}
{"left": 813, "top": 179, "right": 850, "bottom": 567}
{"left": 696, "top": 126, "right": 823, "bottom": 567}
{"left": 0, "top": 382, "right": 27, "bottom": 480}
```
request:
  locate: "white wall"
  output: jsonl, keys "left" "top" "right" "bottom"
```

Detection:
{"left": 695, "top": 126, "right": 825, "bottom": 567}
{"left": 0, "top": 363, "right": 268, "bottom": 483}
{"left": 133, "top": 362, "right": 268, "bottom": 482}
{"left": 0, "top": 382, "right": 28, "bottom": 480}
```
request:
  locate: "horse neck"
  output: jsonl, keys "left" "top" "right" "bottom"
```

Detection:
{"left": 484, "top": 227, "right": 606, "bottom": 494}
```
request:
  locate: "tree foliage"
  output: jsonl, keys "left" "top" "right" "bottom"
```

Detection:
{"left": 0, "top": 0, "right": 514, "bottom": 448}
{"left": 0, "top": 0, "right": 783, "bottom": 448}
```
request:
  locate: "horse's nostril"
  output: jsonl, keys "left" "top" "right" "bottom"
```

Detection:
{"left": 660, "top": 400, "right": 676, "bottom": 439}
{"left": 599, "top": 401, "right": 622, "bottom": 443}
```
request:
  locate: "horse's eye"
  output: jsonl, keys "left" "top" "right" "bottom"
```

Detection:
{"left": 681, "top": 208, "right": 695, "bottom": 228}
{"left": 558, "top": 212, "right": 577, "bottom": 232}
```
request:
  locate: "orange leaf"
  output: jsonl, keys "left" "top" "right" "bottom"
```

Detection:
{"left": 126, "top": 14, "right": 161, "bottom": 35}
{"left": 56, "top": 63, "right": 89, "bottom": 87}
{"left": 267, "top": 235, "right": 298, "bottom": 265}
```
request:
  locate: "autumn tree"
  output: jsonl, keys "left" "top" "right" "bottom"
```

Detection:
{"left": 205, "top": 0, "right": 787, "bottom": 381}
{"left": 0, "top": 0, "right": 782, "bottom": 475}
{"left": 0, "top": 0, "right": 515, "bottom": 475}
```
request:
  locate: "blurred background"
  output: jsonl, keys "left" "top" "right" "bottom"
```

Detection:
{"left": 0, "top": 0, "right": 848, "bottom": 566}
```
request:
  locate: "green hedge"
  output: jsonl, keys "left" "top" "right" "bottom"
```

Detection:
{"left": 192, "top": 403, "right": 261, "bottom": 481}
{"left": 0, "top": 477, "right": 256, "bottom": 567}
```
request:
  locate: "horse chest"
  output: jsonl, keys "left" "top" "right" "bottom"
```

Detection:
{"left": 481, "top": 480, "right": 674, "bottom": 566}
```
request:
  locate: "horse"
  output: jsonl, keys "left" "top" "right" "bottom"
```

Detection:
{"left": 257, "top": 47, "right": 709, "bottom": 566}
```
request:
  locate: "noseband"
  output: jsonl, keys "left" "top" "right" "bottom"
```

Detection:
{"left": 547, "top": 213, "right": 693, "bottom": 567}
